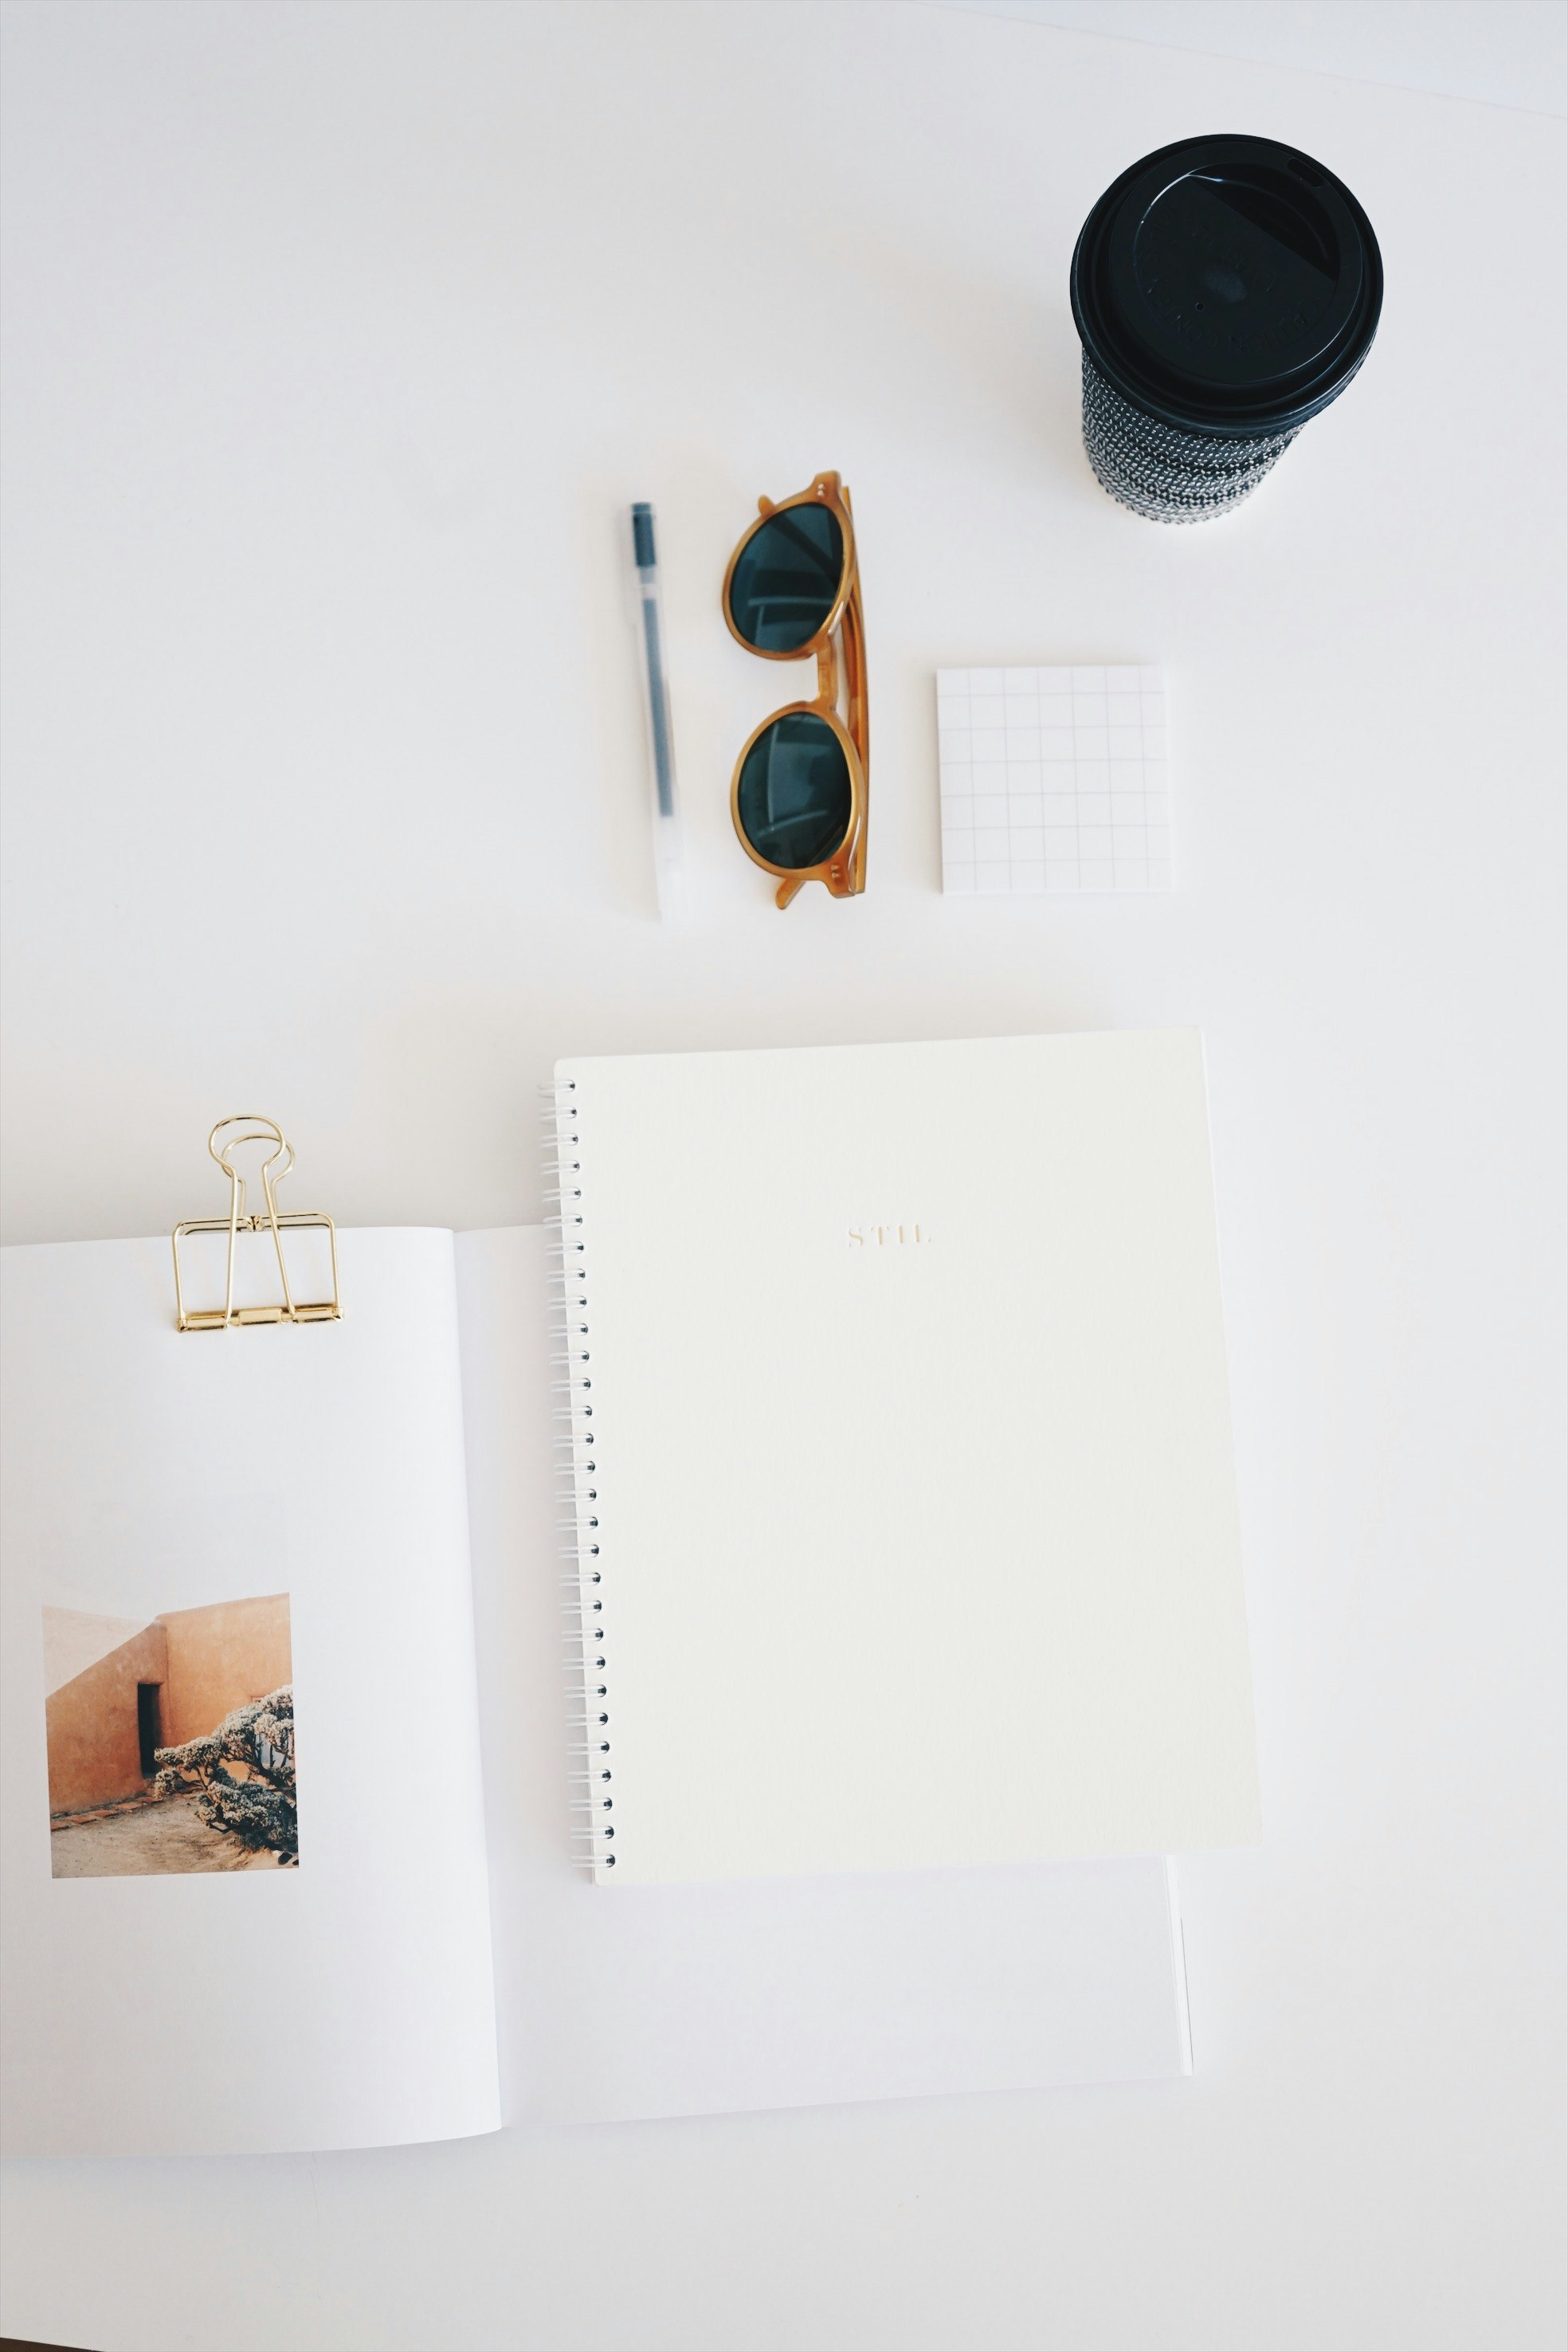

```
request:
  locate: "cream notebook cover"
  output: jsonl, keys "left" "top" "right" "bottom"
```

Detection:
{"left": 552, "top": 1030, "right": 1260, "bottom": 1886}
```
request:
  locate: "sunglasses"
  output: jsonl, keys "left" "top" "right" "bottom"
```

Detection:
{"left": 722, "top": 472, "right": 868, "bottom": 908}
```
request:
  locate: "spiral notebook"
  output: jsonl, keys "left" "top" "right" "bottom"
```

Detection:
{"left": 551, "top": 1030, "right": 1260, "bottom": 1885}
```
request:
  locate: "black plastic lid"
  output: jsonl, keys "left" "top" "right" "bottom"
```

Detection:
{"left": 1071, "top": 134, "right": 1382, "bottom": 437}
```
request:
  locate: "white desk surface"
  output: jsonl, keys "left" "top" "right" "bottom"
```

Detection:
{"left": 2, "top": 5, "right": 1564, "bottom": 2349}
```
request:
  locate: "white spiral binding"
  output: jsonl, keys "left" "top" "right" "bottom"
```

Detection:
{"left": 542, "top": 1077, "right": 616, "bottom": 1876}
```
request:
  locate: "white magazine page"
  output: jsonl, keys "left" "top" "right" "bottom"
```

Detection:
{"left": 0, "top": 1231, "right": 500, "bottom": 2158}
{"left": 456, "top": 1225, "right": 1189, "bottom": 2125}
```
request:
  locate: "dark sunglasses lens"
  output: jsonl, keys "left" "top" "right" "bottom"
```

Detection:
{"left": 735, "top": 713, "right": 853, "bottom": 870}
{"left": 727, "top": 505, "right": 845, "bottom": 652}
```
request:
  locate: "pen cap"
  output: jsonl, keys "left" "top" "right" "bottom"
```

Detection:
{"left": 1070, "top": 134, "right": 1383, "bottom": 523}
{"left": 631, "top": 502, "right": 657, "bottom": 571}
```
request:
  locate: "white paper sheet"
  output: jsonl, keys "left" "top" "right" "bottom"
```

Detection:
{"left": 0, "top": 1233, "right": 500, "bottom": 2158}
{"left": 457, "top": 1227, "right": 1191, "bottom": 2123}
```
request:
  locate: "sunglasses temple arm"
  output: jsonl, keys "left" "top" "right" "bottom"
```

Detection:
{"left": 838, "top": 576, "right": 869, "bottom": 892}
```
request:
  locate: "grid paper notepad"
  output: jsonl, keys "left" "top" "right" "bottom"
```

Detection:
{"left": 938, "top": 665, "right": 1170, "bottom": 896}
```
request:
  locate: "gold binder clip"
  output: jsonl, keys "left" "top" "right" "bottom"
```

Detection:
{"left": 172, "top": 1115, "right": 341, "bottom": 1331}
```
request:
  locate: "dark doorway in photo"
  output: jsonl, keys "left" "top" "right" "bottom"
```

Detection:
{"left": 137, "top": 1683, "right": 163, "bottom": 1778}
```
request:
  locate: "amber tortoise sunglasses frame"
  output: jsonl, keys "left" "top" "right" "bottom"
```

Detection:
{"left": 721, "top": 471, "right": 868, "bottom": 908}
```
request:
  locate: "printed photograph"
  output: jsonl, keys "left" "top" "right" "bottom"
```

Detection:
{"left": 44, "top": 1592, "right": 297, "bottom": 1876}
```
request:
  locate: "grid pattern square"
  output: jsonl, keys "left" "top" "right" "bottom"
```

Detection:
{"left": 937, "top": 665, "right": 1171, "bottom": 896}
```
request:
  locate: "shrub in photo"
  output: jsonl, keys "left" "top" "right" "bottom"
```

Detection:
{"left": 155, "top": 1685, "right": 298, "bottom": 1864}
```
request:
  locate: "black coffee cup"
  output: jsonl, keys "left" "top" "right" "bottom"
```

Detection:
{"left": 1070, "top": 134, "right": 1383, "bottom": 523}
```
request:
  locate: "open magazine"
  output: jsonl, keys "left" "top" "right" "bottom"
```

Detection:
{"left": 1, "top": 1227, "right": 1193, "bottom": 2158}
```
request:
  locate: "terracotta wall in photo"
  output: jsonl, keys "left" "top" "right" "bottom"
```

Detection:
{"left": 42, "top": 1594, "right": 292, "bottom": 1815}
{"left": 159, "top": 1594, "right": 292, "bottom": 1746}
{"left": 44, "top": 1613, "right": 170, "bottom": 1814}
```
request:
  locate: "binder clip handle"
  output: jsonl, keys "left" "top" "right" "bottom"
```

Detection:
{"left": 207, "top": 1115, "right": 293, "bottom": 1229}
